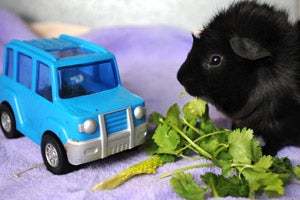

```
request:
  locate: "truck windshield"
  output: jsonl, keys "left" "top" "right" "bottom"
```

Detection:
{"left": 58, "top": 60, "right": 118, "bottom": 98}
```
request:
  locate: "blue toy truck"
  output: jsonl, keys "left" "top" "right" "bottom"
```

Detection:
{"left": 0, "top": 35, "right": 147, "bottom": 174}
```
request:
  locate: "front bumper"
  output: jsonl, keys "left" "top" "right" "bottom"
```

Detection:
{"left": 65, "top": 122, "right": 147, "bottom": 165}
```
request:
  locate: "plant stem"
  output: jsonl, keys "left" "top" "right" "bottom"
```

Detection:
{"left": 213, "top": 144, "right": 229, "bottom": 158}
{"left": 13, "top": 162, "right": 44, "bottom": 178}
{"left": 182, "top": 117, "right": 202, "bottom": 135}
{"left": 180, "top": 154, "right": 203, "bottom": 161}
{"left": 175, "top": 130, "right": 230, "bottom": 156}
{"left": 198, "top": 129, "right": 231, "bottom": 141}
{"left": 160, "top": 163, "right": 215, "bottom": 178}
{"left": 231, "top": 163, "right": 267, "bottom": 172}
{"left": 166, "top": 121, "right": 213, "bottom": 159}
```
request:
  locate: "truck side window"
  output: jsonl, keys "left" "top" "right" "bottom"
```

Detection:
{"left": 17, "top": 53, "right": 32, "bottom": 89}
{"left": 37, "top": 62, "right": 52, "bottom": 101}
{"left": 6, "top": 48, "right": 14, "bottom": 78}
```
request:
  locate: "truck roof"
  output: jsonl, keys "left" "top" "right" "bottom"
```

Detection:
{"left": 7, "top": 34, "right": 110, "bottom": 62}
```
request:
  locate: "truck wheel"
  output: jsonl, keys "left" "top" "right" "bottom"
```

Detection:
{"left": 41, "top": 133, "right": 73, "bottom": 175}
{"left": 0, "top": 104, "right": 22, "bottom": 138}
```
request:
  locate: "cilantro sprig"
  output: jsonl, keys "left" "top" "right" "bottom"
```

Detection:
{"left": 92, "top": 97, "right": 300, "bottom": 199}
{"left": 148, "top": 98, "right": 300, "bottom": 199}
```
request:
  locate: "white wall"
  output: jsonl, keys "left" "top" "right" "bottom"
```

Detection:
{"left": 0, "top": 0, "right": 298, "bottom": 30}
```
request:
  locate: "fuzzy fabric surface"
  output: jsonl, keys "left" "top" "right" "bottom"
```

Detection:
{"left": 0, "top": 8, "right": 300, "bottom": 200}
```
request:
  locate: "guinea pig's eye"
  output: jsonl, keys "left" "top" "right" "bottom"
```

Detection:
{"left": 208, "top": 54, "right": 223, "bottom": 68}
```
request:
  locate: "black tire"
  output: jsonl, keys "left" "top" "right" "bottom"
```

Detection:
{"left": 41, "top": 133, "right": 73, "bottom": 175}
{"left": 0, "top": 104, "right": 22, "bottom": 139}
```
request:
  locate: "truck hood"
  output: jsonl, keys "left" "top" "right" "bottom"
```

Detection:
{"left": 58, "top": 86, "right": 144, "bottom": 117}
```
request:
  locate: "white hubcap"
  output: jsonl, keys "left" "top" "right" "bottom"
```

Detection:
{"left": 1, "top": 112, "right": 12, "bottom": 133}
{"left": 45, "top": 143, "right": 59, "bottom": 167}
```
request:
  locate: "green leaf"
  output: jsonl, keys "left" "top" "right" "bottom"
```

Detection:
{"left": 254, "top": 155, "right": 273, "bottom": 171}
{"left": 228, "top": 128, "right": 254, "bottom": 164}
{"left": 92, "top": 155, "right": 164, "bottom": 191}
{"left": 183, "top": 98, "right": 206, "bottom": 121}
{"left": 201, "top": 172, "right": 249, "bottom": 197}
{"left": 158, "top": 154, "right": 178, "bottom": 163}
{"left": 179, "top": 91, "right": 188, "bottom": 99}
{"left": 293, "top": 165, "right": 300, "bottom": 180}
{"left": 200, "top": 122, "right": 214, "bottom": 133}
{"left": 198, "top": 138, "right": 223, "bottom": 157}
{"left": 149, "top": 112, "right": 164, "bottom": 126}
{"left": 221, "top": 164, "right": 234, "bottom": 177}
{"left": 152, "top": 123, "right": 180, "bottom": 153}
{"left": 144, "top": 138, "right": 159, "bottom": 155}
{"left": 250, "top": 138, "right": 262, "bottom": 163}
{"left": 165, "top": 103, "right": 182, "bottom": 128}
{"left": 240, "top": 156, "right": 272, "bottom": 187}
{"left": 241, "top": 160, "right": 285, "bottom": 198}
{"left": 270, "top": 157, "right": 293, "bottom": 183}
{"left": 263, "top": 173, "right": 284, "bottom": 198}
{"left": 201, "top": 172, "right": 219, "bottom": 197}
{"left": 170, "top": 173, "right": 207, "bottom": 200}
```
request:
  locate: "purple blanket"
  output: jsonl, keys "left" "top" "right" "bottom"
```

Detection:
{"left": 0, "top": 8, "right": 300, "bottom": 200}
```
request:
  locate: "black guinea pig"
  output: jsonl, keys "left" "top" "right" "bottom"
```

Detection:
{"left": 177, "top": 0, "right": 300, "bottom": 155}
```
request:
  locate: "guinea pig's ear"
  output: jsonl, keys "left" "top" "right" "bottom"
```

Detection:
{"left": 230, "top": 37, "right": 272, "bottom": 60}
{"left": 192, "top": 30, "right": 201, "bottom": 39}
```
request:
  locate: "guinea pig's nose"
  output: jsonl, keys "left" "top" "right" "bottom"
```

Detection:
{"left": 177, "top": 67, "right": 185, "bottom": 85}
{"left": 177, "top": 67, "right": 191, "bottom": 86}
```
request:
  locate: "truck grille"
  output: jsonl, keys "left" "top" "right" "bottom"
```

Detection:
{"left": 111, "top": 143, "right": 129, "bottom": 154}
{"left": 104, "top": 109, "right": 128, "bottom": 134}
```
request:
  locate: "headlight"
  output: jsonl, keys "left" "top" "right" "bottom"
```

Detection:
{"left": 78, "top": 119, "right": 97, "bottom": 134}
{"left": 134, "top": 106, "right": 146, "bottom": 120}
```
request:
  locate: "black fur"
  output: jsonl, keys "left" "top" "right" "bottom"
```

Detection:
{"left": 177, "top": 1, "right": 300, "bottom": 155}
